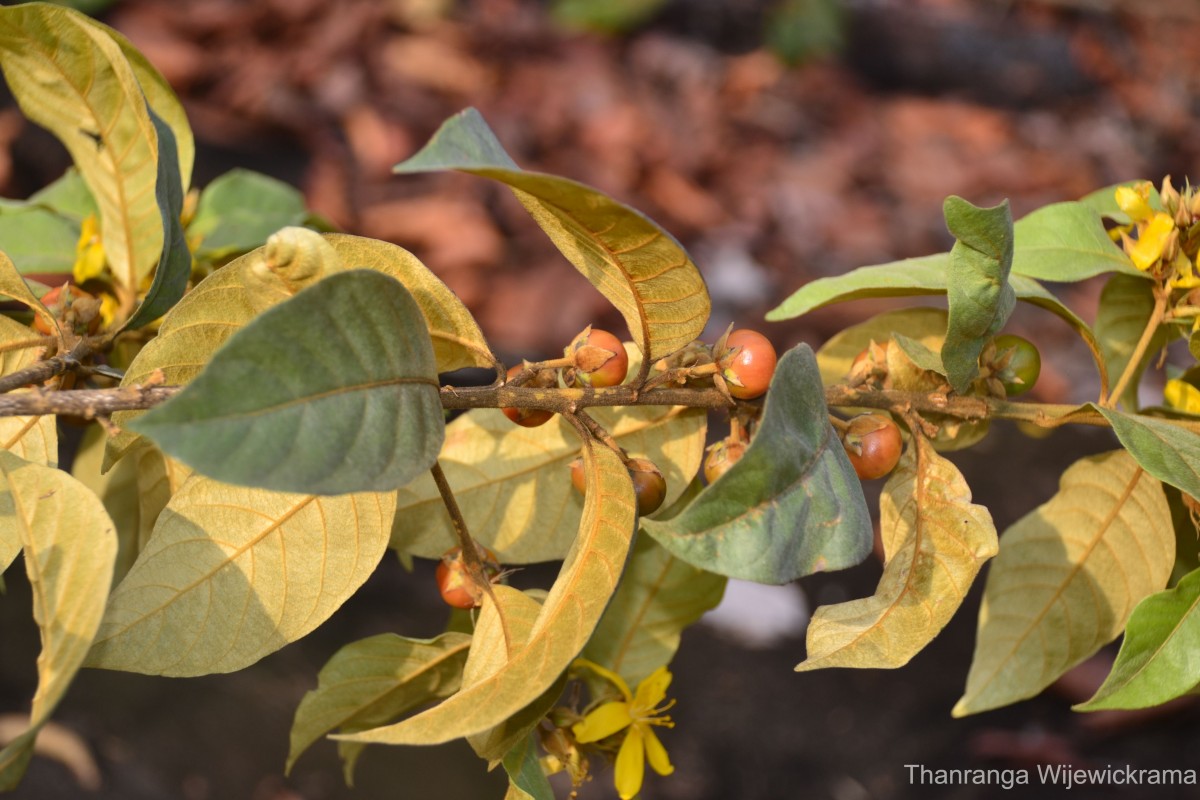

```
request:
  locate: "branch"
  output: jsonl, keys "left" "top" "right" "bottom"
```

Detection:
{"left": 0, "top": 338, "right": 93, "bottom": 394}
{"left": 0, "top": 385, "right": 179, "bottom": 418}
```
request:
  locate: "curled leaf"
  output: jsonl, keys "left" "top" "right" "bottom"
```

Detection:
{"left": 395, "top": 108, "right": 710, "bottom": 365}
{"left": 335, "top": 442, "right": 637, "bottom": 745}
{"left": 796, "top": 435, "right": 996, "bottom": 671}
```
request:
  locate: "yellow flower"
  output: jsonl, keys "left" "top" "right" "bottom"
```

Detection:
{"left": 572, "top": 660, "right": 675, "bottom": 800}
{"left": 1115, "top": 183, "right": 1156, "bottom": 223}
{"left": 1126, "top": 212, "right": 1176, "bottom": 271}
{"left": 73, "top": 214, "right": 107, "bottom": 284}
{"left": 1164, "top": 379, "right": 1200, "bottom": 415}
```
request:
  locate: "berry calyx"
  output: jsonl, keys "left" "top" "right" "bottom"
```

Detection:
{"left": 565, "top": 327, "right": 629, "bottom": 388}
{"left": 502, "top": 365, "right": 556, "bottom": 427}
{"left": 992, "top": 334, "right": 1041, "bottom": 397}
{"left": 33, "top": 284, "right": 101, "bottom": 336}
{"left": 436, "top": 544, "right": 502, "bottom": 609}
{"left": 841, "top": 414, "right": 903, "bottom": 480}
{"left": 719, "top": 329, "right": 778, "bottom": 400}
{"left": 703, "top": 438, "right": 747, "bottom": 484}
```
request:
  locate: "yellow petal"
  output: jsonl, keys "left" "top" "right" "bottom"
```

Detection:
{"left": 614, "top": 724, "right": 646, "bottom": 800}
{"left": 73, "top": 215, "right": 107, "bottom": 283}
{"left": 1128, "top": 213, "right": 1175, "bottom": 271}
{"left": 572, "top": 701, "right": 633, "bottom": 744}
{"left": 1164, "top": 380, "right": 1200, "bottom": 415}
{"left": 643, "top": 726, "right": 674, "bottom": 777}
{"left": 1115, "top": 184, "right": 1155, "bottom": 223}
{"left": 633, "top": 666, "right": 673, "bottom": 711}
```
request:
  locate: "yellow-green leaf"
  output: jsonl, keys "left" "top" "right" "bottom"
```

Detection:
{"left": 70, "top": 424, "right": 142, "bottom": 584}
{"left": 106, "top": 257, "right": 256, "bottom": 469}
{"left": 466, "top": 586, "right": 565, "bottom": 765}
{"left": 335, "top": 441, "right": 637, "bottom": 745}
{"left": 0, "top": 5, "right": 164, "bottom": 287}
{"left": 954, "top": 450, "right": 1175, "bottom": 716}
{"left": 395, "top": 108, "right": 710, "bottom": 364}
{"left": 0, "top": 313, "right": 56, "bottom": 467}
{"left": 0, "top": 250, "right": 54, "bottom": 333}
{"left": 285, "top": 631, "right": 471, "bottom": 779}
{"left": 391, "top": 405, "right": 704, "bottom": 563}
{"left": 324, "top": 233, "right": 495, "bottom": 372}
{"left": 0, "top": 452, "right": 116, "bottom": 789}
{"left": 84, "top": 476, "right": 396, "bottom": 676}
{"left": 583, "top": 533, "right": 725, "bottom": 686}
{"left": 796, "top": 435, "right": 997, "bottom": 671}
{"left": 816, "top": 307, "right": 948, "bottom": 386}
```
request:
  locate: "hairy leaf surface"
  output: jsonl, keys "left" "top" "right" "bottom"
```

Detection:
{"left": 395, "top": 108, "right": 710, "bottom": 364}
{"left": 954, "top": 451, "right": 1174, "bottom": 716}
{"left": 942, "top": 196, "right": 1015, "bottom": 393}
{"left": 796, "top": 436, "right": 997, "bottom": 670}
{"left": 131, "top": 270, "right": 443, "bottom": 495}
{"left": 0, "top": 452, "right": 116, "bottom": 788}
{"left": 85, "top": 477, "right": 395, "bottom": 676}
{"left": 1092, "top": 405, "right": 1200, "bottom": 501}
{"left": 642, "top": 345, "right": 872, "bottom": 583}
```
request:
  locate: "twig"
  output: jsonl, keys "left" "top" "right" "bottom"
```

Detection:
{"left": 1105, "top": 284, "right": 1169, "bottom": 409}
{"left": 0, "top": 338, "right": 93, "bottom": 394}
{"left": 0, "top": 385, "right": 179, "bottom": 418}
{"left": 429, "top": 460, "right": 510, "bottom": 654}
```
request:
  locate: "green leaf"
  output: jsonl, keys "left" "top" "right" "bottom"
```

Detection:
{"left": 28, "top": 167, "right": 99, "bottom": 220}
{"left": 642, "top": 345, "right": 872, "bottom": 583}
{"left": 285, "top": 632, "right": 471, "bottom": 778}
{"left": 954, "top": 451, "right": 1175, "bottom": 716}
{"left": 1090, "top": 405, "right": 1200, "bottom": 500}
{"left": 131, "top": 270, "right": 444, "bottom": 496}
{"left": 123, "top": 106, "right": 190, "bottom": 331}
{"left": 1011, "top": 202, "right": 1137, "bottom": 281}
{"left": 0, "top": 5, "right": 164, "bottom": 287}
{"left": 583, "top": 534, "right": 726, "bottom": 686}
{"left": 0, "top": 452, "right": 116, "bottom": 789}
{"left": 391, "top": 404, "right": 705, "bottom": 564}
{"left": 766, "top": 256, "right": 1105, "bottom": 387}
{"left": 942, "top": 196, "right": 1015, "bottom": 393}
{"left": 335, "top": 441, "right": 637, "bottom": 745}
{"left": 85, "top": 476, "right": 396, "bottom": 676}
{"left": 1076, "top": 566, "right": 1200, "bottom": 710}
{"left": 188, "top": 169, "right": 312, "bottom": 261}
{"left": 502, "top": 734, "right": 555, "bottom": 800}
{"left": 1094, "top": 274, "right": 1177, "bottom": 410}
{"left": 396, "top": 108, "right": 710, "bottom": 364}
{"left": 765, "top": 0, "right": 845, "bottom": 66}
{"left": 891, "top": 333, "right": 945, "bottom": 376}
{"left": 796, "top": 435, "right": 997, "bottom": 670}
{"left": 0, "top": 208, "right": 78, "bottom": 275}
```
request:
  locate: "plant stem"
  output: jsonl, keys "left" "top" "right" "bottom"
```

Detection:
{"left": 1105, "top": 285, "right": 1169, "bottom": 409}
{"left": 429, "top": 460, "right": 510, "bottom": 651}
{"left": 0, "top": 338, "right": 95, "bottom": 394}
